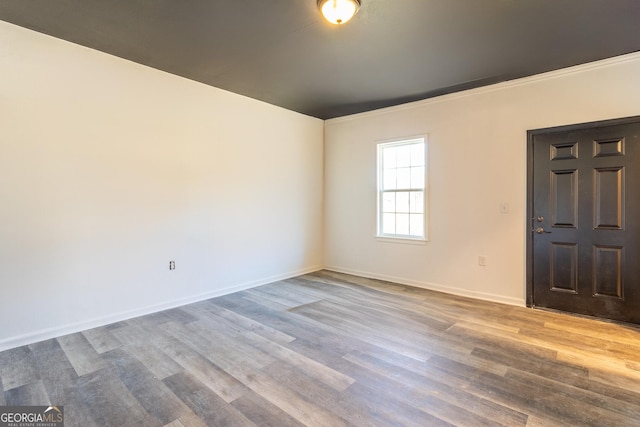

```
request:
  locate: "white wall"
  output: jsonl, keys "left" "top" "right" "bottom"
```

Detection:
{"left": 324, "top": 53, "right": 640, "bottom": 306}
{"left": 0, "top": 22, "right": 324, "bottom": 350}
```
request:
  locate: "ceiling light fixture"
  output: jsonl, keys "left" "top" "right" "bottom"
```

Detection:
{"left": 318, "top": 0, "right": 361, "bottom": 25}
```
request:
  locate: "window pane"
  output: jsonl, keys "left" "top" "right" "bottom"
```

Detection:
{"left": 409, "top": 191, "right": 424, "bottom": 213}
{"left": 410, "top": 214, "right": 424, "bottom": 237}
{"left": 396, "top": 145, "right": 411, "bottom": 167}
{"left": 410, "top": 166, "right": 424, "bottom": 189}
{"left": 410, "top": 143, "right": 424, "bottom": 166}
{"left": 396, "top": 192, "right": 409, "bottom": 213}
{"left": 396, "top": 214, "right": 410, "bottom": 235}
{"left": 383, "top": 213, "right": 396, "bottom": 234}
{"left": 382, "top": 193, "right": 395, "bottom": 213}
{"left": 383, "top": 146, "right": 397, "bottom": 169}
{"left": 383, "top": 168, "right": 397, "bottom": 190}
{"left": 378, "top": 138, "right": 427, "bottom": 240}
{"left": 397, "top": 167, "right": 411, "bottom": 189}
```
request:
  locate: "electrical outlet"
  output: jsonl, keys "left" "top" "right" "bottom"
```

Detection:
{"left": 169, "top": 261, "right": 175, "bottom": 270}
{"left": 478, "top": 256, "right": 487, "bottom": 267}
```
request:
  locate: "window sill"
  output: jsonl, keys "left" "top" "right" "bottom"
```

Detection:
{"left": 375, "top": 236, "right": 428, "bottom": 245}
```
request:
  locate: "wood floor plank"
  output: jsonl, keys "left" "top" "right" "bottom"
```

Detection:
{"left": 467, "top": 368, "right": 635, "bottom": 427}
{"left": 53, "top": 382, "right": 103, "bottom": 427}
{"left": 504, "top": 368, "right": 640, "bottom": 421}
{"left": 162, "top": 412, "right": 208, "bottom": 427}
{"left": 82, "top": 326, "right": 123, "bottom": 354}
{"left": 241, "top": 290, "right": 297, "bottom": 311}
{"left": 292, "top": 299, "right": 466, "bottom": 361}
{"left": 109, "top": 321, "right": 154, "bottom": 347}
{"left": 28, "top": 338, "right": 77, "bottom": 404}
{"left": 165, "top": 320, "right": 274, "bottom": 371}
{"left": 281, "top": 278, "right": 338, "bottom": 300}
{"left": 0, "top": 346, "right": 40, "bottom": 391}
{"left": 230, "top": 390, "right": 307, "bottom": 427}
{"left": 75, "top": 367, "right": 162, "bottom": 427}
{"left": 343, "top": 381, "right": 455, "bottom": 427}
{"left": 195, "top": 301, "right": 296, "bottom": 345}
{"left": 587, "top": 367, "right": 640, "bottom": 393}
{"left": 158, "top": 307, "right": 200, "bottom": 325}
{"left": 626, "top": 359, "right": 640, "bottom": 372}
{"left": 26, "top": 340, "right": 101, "bottom": 427}
{"left": 226, "top": 361, "right": 353, "bottom": 427}
{"left": 519, "top": 324, "right": 640, "bottom": 362}
{"left": 470, "top": 346, "right": 589, "bottom": 383}
{"left": 294, "top": 275, "right": 439, "bottom": 321}
{"left": 537, "top": 363, "right": 640, "bottom": 408}
{"left": 447, "top": 324, "right": 563, "bottom": 365}
{"left": 543, "top": 319, "right": 640, "bottom": 348}
{"left": 343, "top": 350, "right": 517, "bottom": 427}
{"left": 250, "top": 281, "right": 325, "bottom": 307}
{"left": 240, "top": 331, "right": 355, "bottom": 392}
{"left": 154, "top": 332, "right": 249, "bottom": 403}
{"left": 4, "top": 380, "right": 49, "bottom": 406}
{"left": 261, "top": 358, "right": 408, "bottom": 427}
{"left": 163, "top": 371, "right": 256, "bottom": 427}
{"left": 56, "top": 332, "right": 108, "bottom": 377}
{"left": 524, "top": 415, "right": 566, "bottom": 427}
{"left": 210, "top": 296, "right": 367, "bottom": 351}
{"left": 103, "top": 348, "right": 199, "bottom": 425}
{"left": 126, "top": 344, "right": 183, "bottom": 380}
{"left": 2, "top": 270, "right": 640, "bottom": 426}
{"left": 188, "top": 305, "right": 355, "bottom": 392}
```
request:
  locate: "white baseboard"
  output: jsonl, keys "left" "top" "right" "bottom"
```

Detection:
{"left": 0, "top": 265, "right": 323, "bottom": 352}
{"left": 323, "top": 265, "right": 525, "bottom": 307}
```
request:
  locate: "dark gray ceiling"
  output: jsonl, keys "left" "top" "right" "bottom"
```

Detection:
{"left": 1, "top": 0, "right": 639, "bottom": 119}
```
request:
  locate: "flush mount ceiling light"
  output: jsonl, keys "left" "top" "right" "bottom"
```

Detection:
{"left": 318, "top": 0, "right": 361, "bottom": 25}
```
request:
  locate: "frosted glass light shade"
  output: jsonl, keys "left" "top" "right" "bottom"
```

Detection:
{"left": 318, "top": 0, "right": 361, "bottom": 25}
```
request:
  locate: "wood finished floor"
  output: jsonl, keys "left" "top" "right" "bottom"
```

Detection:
{"left": 2, "top": 271, "right": 640, "bottom": 426}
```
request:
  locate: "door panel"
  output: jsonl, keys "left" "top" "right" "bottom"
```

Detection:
{"left": 550, "top": 169, "right": 577, "bottom": 227}
{"left": 529, "top": 118, "right": 640, "bottom": 323}
{"left": 593, "top": 245, "right": 623, "bottom": 298}
{"left": 549, "top": 242, "right": 577, "bottom": 293}
{"left": 594, "top": 167, "right": 623, "bottom": 229}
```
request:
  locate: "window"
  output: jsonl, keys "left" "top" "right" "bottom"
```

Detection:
{"left": 377, "top": 137, "right": 427, "bottom": 241}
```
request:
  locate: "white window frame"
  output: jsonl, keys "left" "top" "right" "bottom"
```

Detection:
{"left": 376, "top": 136, "right": 428, "bottom": 243}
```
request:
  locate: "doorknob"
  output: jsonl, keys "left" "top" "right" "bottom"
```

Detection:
{"left": 536, "top": 227, "right": 551, "bottom": 234}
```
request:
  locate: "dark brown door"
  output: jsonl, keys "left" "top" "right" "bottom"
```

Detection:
{"left": 529, "top": 117, "right": 640, "bottom": 323}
